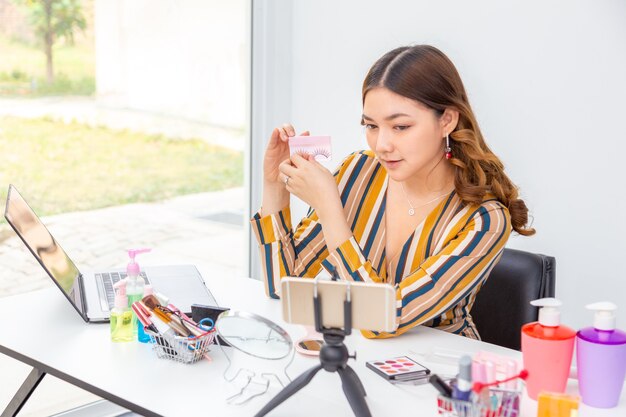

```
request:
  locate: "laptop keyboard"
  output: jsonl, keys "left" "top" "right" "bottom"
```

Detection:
{"left": 97, "top": 271, "right": 150, "bottom": 308}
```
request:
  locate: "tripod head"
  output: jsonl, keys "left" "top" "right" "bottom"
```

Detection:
{"left": 313, "top": 275, "right": 352, "bottom": 335}
{"left": 318, "top": 329, "right": 356, "bottom": 372}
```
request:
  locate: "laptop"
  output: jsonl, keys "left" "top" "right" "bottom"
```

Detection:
{"left": 4, "top": 184, "right": 218, "bottom": 323}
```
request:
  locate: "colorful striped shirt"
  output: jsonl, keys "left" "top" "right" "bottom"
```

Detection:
{"left": 251, "top": 150, "right": 511, "bottom": 339}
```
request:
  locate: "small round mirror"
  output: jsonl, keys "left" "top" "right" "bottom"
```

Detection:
{"left": 216, "top": 310, "right": 293, "bottom": 360}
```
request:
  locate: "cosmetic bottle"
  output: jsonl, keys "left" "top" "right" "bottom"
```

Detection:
{"left": 137, "top": 284, "right": 154, "bottom": 343}
{"left": 521, "top": 298, "right": 575, "bottom": 399}
{"left": 576, "top": 302, "right": 626, "bottom": 408}
{"left": 125, "top": 248, "right": 151, "bottom": 338}
{"left": 110, "top": 279, "right": 133, "bottom": 342}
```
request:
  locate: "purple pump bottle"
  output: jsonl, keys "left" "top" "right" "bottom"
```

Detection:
{"left": 576, "top": 302, "right": 626, "bottom": 408}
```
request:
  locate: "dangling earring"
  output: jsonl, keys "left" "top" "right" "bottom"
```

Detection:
{"left": 445, "top": 133, "right": 452, "bottom": 160}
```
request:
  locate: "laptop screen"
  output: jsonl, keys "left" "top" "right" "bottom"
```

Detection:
{"left": 4, "top": 185, "right": 84, "bottom": 316}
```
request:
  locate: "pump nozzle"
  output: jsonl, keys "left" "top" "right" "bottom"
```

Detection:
{"left": 127, "top": 248, "right": 151, "bottom": 260}
{"left": 530, "top": 297, "right": 562, "bottom": 327}
{"left": 126, "top": 248, "right": 151, "bottom": 276}
{"left": 586, "top": 301, "right": 617, "bottom": 331}
{"left": 113, "top": 279, "right": 127, "bottom": 296}
{"left": 113, "top": 279, "right": 128, "bottom": 310}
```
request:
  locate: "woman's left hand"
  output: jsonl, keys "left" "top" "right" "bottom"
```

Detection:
{"left": 278, "top": 153, "right": 340, "bottom": 214}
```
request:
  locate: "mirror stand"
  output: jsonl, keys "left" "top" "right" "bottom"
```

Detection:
{"left": 214, "top": 311, "right": 295, "bottom": 405}
{"left": 217, "top": 338, "right": 295, "bottom": 405}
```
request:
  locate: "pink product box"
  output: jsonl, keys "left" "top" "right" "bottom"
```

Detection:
{"left": 288, "top": 135, "right": 332, "bottom": 161}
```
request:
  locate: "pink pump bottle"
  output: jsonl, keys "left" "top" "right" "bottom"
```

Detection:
{"left": 576, "top": 302, "right": 626, "bottom": 408}
{"left": 521, "top": 298, "right": 576, "bottom": 400}
{"left": 125, "top": 248, "right": 151, "bottom": 339}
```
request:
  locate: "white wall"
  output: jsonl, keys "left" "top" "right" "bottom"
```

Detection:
{"left": 251, "top": 0, "right": 626, "bottom": 329}
{"left": 95, "top": 0, "right": 247, "bottom": 128}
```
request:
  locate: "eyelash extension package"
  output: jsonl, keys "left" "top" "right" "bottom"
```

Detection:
{"left": 288, "top": 135, "right": 332, "bottom": 161}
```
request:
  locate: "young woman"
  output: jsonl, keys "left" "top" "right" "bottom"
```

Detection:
{"left": 251, "top": 45, "right": 534, "bottom": 339}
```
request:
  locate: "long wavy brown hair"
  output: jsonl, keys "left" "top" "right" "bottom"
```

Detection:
{"left": 362, "top": 45, "right": 534, "bottom": 236}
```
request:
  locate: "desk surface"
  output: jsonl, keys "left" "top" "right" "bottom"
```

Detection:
{"left": 0, "top": 269, "right": 624, "bottom": 417}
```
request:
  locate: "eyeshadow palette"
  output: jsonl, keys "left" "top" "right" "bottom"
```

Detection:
{"left": 366, "top": 356, "right": 430, "bottom": 381}
{"left": 288, "top": 135, "right": 332, "bottom": 161}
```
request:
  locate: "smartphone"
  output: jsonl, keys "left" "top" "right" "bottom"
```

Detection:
{"left": 295, "top": 338, "right": 324, "bottom": 357}
{"left": 298, "top": 339, "right": 323, "bottom": 351}
{"left": 280, "top": 277, "right": 397, "bottom": 332}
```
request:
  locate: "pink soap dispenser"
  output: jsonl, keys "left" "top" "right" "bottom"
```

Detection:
{"left": 576, "top": 302, "right": 626, "bottom": 408}
{"left": 126, "top": 248, "right": 151, "bottom": 339}
{"left": 521, "top": 298, "right": 576, "bottom": 400}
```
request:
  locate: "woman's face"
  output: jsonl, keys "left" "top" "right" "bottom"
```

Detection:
{"left": 363, "top": 87, "right": 446, "bottom": 182}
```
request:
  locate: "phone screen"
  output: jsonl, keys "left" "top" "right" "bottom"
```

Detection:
{"left": 298, "top": 339, "right": 323, "bottom": 351}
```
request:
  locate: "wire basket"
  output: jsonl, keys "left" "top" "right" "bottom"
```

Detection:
{"left": 146, "top": 329, "right": 216, "bottom": 364}
{"left": 437, "top": 388, "right": 520, "bottom": 417}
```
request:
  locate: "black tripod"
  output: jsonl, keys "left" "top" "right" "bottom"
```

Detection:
{"left": 255, "top": 279, "right": 371, "bottom": 417}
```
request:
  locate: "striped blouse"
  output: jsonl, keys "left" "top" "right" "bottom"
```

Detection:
{"left": 251, "top": 150, "right": 511, "bottom": 339}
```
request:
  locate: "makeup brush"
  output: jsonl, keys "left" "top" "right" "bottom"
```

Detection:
{"left": 153, "top": 307, "right": 190, "bottom": 336}
{"left": 143, "top": 295, "right": 190, "bottom": 336}
{"left": 142, "top": 294, "right": 162, "bottom": 310}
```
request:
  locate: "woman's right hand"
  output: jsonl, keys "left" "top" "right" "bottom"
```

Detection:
{"left": 263, "top": 124, "right": 309, "bottom": 185}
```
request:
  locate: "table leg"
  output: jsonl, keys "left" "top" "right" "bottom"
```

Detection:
{"left": 1, "top": 367, "right": 46, "bottom": 417}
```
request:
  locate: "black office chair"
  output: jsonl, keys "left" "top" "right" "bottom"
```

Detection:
{"left": 471, "top": 248, "right": 556, "bottom": 351}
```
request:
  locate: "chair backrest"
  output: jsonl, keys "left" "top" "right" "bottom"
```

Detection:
{"left": 471, "top": 248, "right": 556, "bottom": 351}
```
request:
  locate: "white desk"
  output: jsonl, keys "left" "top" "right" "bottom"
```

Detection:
{"left": 0, "top": 271, "right": 624, "bottom": 417}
